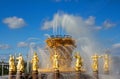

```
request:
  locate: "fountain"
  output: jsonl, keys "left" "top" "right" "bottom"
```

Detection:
{"left": 38, "top": 35, "right": 111, "bottom": 79}
{"left": 8, "top": 34, "right": 112, "bottom": 79}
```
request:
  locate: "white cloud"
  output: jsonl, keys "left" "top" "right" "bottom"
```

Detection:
{"left": 0, "top": 44, "right": 11, "bottom": 50}
{"left": 85, "top": 16, "right": 95, "bottom": 26}
{"left": 94, "top": 26, "right": 102, "bottom": 31}
{"left": 17, "top": 42, "right": 28, "bottom": 47}
{"left": 42, "top": 13, "right": 117, "bottom": 33}
{"left": 109, "top": 43, "right": 120, "bottom": 54}
{"left": 3, "top": 16, "right": 26, "bottom": 29}
{"left": 103, "top": 20, "right": 116, "bottom": 29}
{"left": 112, "top": 43, "right": 120, "bottom": 48}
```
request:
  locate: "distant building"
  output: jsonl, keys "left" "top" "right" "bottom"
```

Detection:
{"left": 0, "top": 62, "right": 9, "bottom": 76}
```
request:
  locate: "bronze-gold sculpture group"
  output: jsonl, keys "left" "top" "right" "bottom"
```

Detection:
{"left": 8, "top": 35, "right": 110, "bottom": 79}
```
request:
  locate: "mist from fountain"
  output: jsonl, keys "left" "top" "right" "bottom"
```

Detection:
{"left": 26, "top": 43, "right": 34, "bottom": 73}
{"left": 37, "top": 47, "right": 50, "bottom": 68}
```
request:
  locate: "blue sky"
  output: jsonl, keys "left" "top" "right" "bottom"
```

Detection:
{"left": 0, "top": 0, "right": 120, "bottom": 60}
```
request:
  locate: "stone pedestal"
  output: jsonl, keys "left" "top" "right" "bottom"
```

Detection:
{"left": 93, "top": 71, "right": 99, "bottom": 79}
{"left": 32, "top": 71, "right": 38, "bottom": 79}
{"left": 75, "top": 71, "right": 81, "bottom": 79}
{"left": 40, "top": 74, "right": 47, "bottom": 79}
{"left": 16, "top": 71, "right": 22, "bottom": 79}
{"left": 9, "top": 71, "right": 15, "bottom": 79}
{"left": 54, "top": 70, "right": 60, "bottom": 79}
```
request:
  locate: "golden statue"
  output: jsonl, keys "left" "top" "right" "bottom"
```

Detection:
{"left": 16, "top": 53, "right": 24, "bottom": 72}
{"left": 31, "top": 52, "right": 39, "bottom": 71}
{"left": 74, "top": 53, "right": 83, "bottom": 71}
{"left": 91, "top": 54, "right": 101, "bottom": 72}
{"left": 9, "top": 55, "right": 16, "bottom": 72}
{"left": 102, "top": 54, "right": 109, "bottom": 72}
{"left": 53, "top": 52, "right": 59, "bottom": 70}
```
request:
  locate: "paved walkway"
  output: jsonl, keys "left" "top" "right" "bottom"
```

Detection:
{"left": 0, "top": 75, "right": 8, "bottom": 79}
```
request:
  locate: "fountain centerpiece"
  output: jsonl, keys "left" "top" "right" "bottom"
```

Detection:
{"left": 46, "top": 35, "right": 76, "bottom": 70}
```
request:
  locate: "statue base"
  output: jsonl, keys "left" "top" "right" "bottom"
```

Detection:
{"left": 93, "top": 71, "right": 99, "bottom": 79}
{"left": 32, "top": 71, "right": 38, "bottom": 79}
{"left": 9, "top": 71, "right": 15, "bottom": 79}
{"left": 40, "top": 74, "right": 47, "bottom": 79}
{"left": 54, "top": 70, "right": 60, "bottom": 79}
{"left": 75, "top": 71, "right": 82, "bottom": 79}
{"left": 53, "top": 70, "right": 64, "bottom": 79}
{"left": 16, "top": 71, "right": 23, "bottom": 79}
